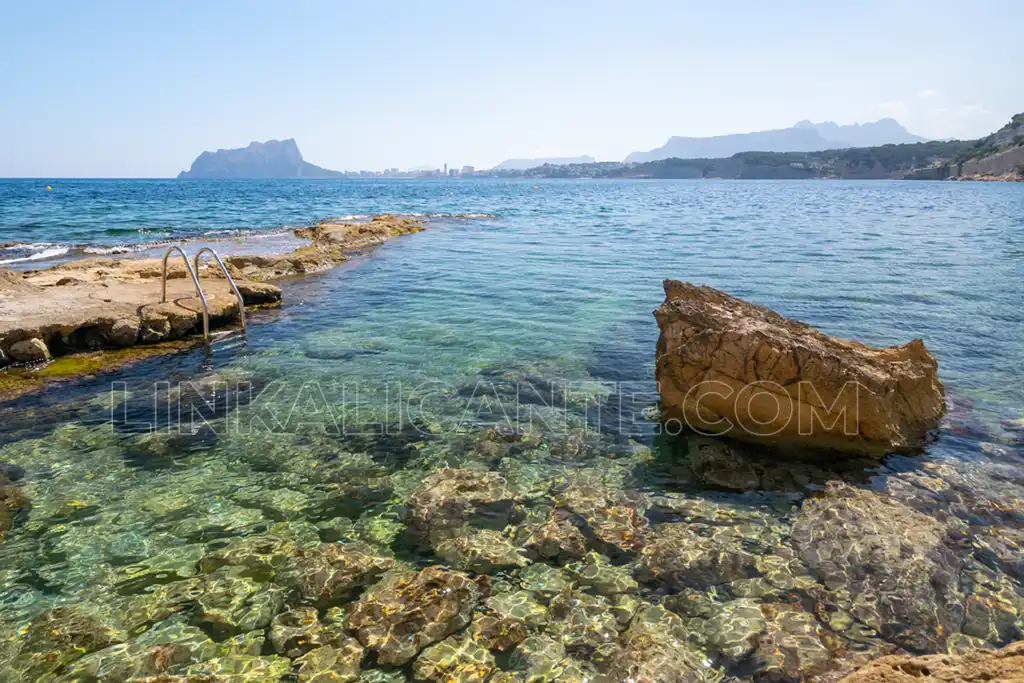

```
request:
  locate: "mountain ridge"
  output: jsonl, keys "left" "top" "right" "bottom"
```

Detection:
{"left": 625, "top": 119, "right": 927, "bottom": 163}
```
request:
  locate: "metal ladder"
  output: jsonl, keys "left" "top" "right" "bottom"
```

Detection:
{"left": 161, "top": 246, "right": 247, "bottom": 342}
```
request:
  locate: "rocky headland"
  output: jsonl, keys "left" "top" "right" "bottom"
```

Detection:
{"left": 177, "top": 139, "right": 346, "bottom": 179}
{"left": 0, "top": 215, "right": 426, "bottom": 397}
{"left": 654, "top": 280, "right": 946, "bottom": 456}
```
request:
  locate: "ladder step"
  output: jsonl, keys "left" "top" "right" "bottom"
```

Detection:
{"left": 162, "top": 244, "right": 249, "bottom": 347}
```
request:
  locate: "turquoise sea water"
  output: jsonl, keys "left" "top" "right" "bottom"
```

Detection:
{"left": 1, "top": 179, "right": 1023, "bottom": 681}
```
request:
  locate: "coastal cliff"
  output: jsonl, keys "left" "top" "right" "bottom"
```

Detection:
{"left": 178, "top": 139, "right": 345, "bottom": 179}
{"left": 946, "top": 114, "right": 1024, "bottom": 180}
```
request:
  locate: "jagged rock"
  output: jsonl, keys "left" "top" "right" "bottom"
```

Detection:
{"left": 551, "top": 486, "right": 649, "bottom": 555}
{"left": 487, "top": 590, "right": 550, "bottom": 627}
{"left": 294, "top": 637, "right": 365, "bottom": 683}
{"left": 547, "top": 589, "right": 621, "bottom": 649}
{"left": 270, "top": 607, "right": 336, "bottom": 658}
{"left": 751, "top": 603, "right": 834, "bottom": 682}
{"left": 0, "top": 474, "right": 29, "bottom": 541}
{"left": 701, "top": 598, "right": 767, "bottom": 667}
{"left": 470, "top": 613, "right": 528, "bottom": 651}
{"left": 653, "top": 280, "right": 945, "bottom": 455}
{"left": 509, "top": 635, "right": 568, "bottom": 682}
{"left": 565, "top": 552, "right": 639, "bottom": 595}
{"left": 413, "top": 634, "right": 496, "bottom": 683}
{"left": 791, "top": 483, "right": 964, "bottom": 652}
{"left": 593, "top": 605, "right": 716, "bottom": 683}
{"left": 516, "top": 511, "right": 588, "bottom": 562}
{"left": 837, "top": 640, "right": 1024, "bottom": 682}
{"left": 608, "top": 594, "right": 642, "bottom": 627}
{"left": 348, "top": 566, "right": 481, "bottom": 665}
{"left": 636, "top": 522, "right": 760, "bottom": 590}
{"left": 4, "top": 605, "right": 126, "bottom": 679}
{"left": 58, "top": 619, "right": 217, "bottom": 682}
{"left": 518, "top": 562, "right": 572, "bottom": 601}
{"left": 287, "top": 541, "right": 395, "bottom": 606}
{"left": 406, "top": 468, "right": 519, "bottom": 541}
{"left": 686, "top": 437, "right": 760, "bottom": 491}
{"left": 0, "top": 463, "right": 25, "bottom": 481}
{"left": 433, "top": 528, "right": 530, "bottom": 572}
{"left": 183, "top": 653, "right": 293, "bottom": 681}
{"left": 197, "top": 535, "right": 298, "bottom": 580}
{"left": 193, "top": 573, "right": 285, "bottom": 638}
{"left": 8, "top": 337, "right": 50, "bottom": 362}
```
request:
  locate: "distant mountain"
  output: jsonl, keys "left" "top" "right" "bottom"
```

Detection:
{"left": 792, "top": 118, "right": 927, "bottom": 147}
{"left": 625, "top": 119, "right": 926, "bottom": 163}
{"left": 492, "top": 155, "right": 596, "bottom": 171}
{"left": 178, "top": 139, "right": 344, "bottom": 179}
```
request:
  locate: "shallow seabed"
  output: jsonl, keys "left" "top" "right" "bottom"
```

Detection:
{"left": 1, "top": 179, "right": 1022, "bottom": 682}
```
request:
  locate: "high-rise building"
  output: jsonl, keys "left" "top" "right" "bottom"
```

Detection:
{"left": 443, "top": 163, "right": 448, "bottom": 176}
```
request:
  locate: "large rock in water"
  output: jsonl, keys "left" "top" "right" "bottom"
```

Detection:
{"left": 653, "top": 280, "right": 945, "bottom": 455}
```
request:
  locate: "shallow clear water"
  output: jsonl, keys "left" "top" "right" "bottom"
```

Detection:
{"left": 1, "top": 179, "right": 1023, "bottom": 681}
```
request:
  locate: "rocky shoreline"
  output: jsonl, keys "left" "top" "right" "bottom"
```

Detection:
{"left": 0, "top": 215, "right": 427, "bottom": 398}
{"left": 0, "top": 261, "right": 1022, "bottom": 681}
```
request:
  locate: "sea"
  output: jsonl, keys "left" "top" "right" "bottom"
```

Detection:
{"left": 0, "top": 177, "right": 1022, "bottom": 681}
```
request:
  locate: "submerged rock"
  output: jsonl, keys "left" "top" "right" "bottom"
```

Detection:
{"left": 487, "top": 590, "right": 550, "bottom": 627}
{"left": 516, "top": 510, "right": 588, "bottom": 563}
{"left": 636, "top": 522, "right": 760, "bottom": 590}
{"left": 348, "top": 566, "right": 481, "bottom": 665}
{"left": 470, "top": 612, "right": 528, "bottom": 652}
{"left": 565, "top": 552, "right": 639, "bottom": 595}
{"left": 751, "top": 603, "right": 834, "bottom": 682}
{"left": 653, "top": 280, "right": 945, "bottom": 455}
{"left": 837, "top": 640, "right": 1024, "bottom": 682}
{"left": 4, "top": 605, "right": 126, "bottom": 679}
{"left": 0, "top": 475, "right": 29, "bottom": 541}
{"left": 413, "top": 634, "right": 496, "bottom": 683}
{"left": 193, "top": 572, "right": 285, "bottom": 638}
{"left": 551, "top": 486, "right": 649, "bottom": 556}
{"left": 406, "top": 467, "right": 520, "bottom": 541}
{"left": 183, "top": 653, "right": 294, "bottom": 681}
{"left": 547, "top": 589, "right": 621, "bottom": 649}
{"left": 287, "top": 541, "right": 395, "bottom": 606}
{"left": 593, "top": 605, "right": 717, "bottom": 683}
{"left": 58, "top": 619, "right": 218, "bottom": 682}
{"left": 791, "top": 483, "right": 964, "bottom": 652}
{"left": 685, "top": 437, "right": 761, "bottom": 492}
{"left": 518, "top": 562, "right": 572, "bottom": 601}
{"left": 294, "top": 635, "right": 365, "bottom": 683}
{"left": 197, "top": 534, "right": 298, "bottom": 581}
{"left": 433, "top": 528, "right": 530, "bottom": 572}
{"left": 508, "top": 635, "right": 568, "bottom": 682}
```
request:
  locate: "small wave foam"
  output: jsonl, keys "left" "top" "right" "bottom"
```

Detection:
{"left": 0, "top": 243, "right": 71, "bottom": 265}
{"left": 82, "top": 245, "right": 139, "bottom": 255}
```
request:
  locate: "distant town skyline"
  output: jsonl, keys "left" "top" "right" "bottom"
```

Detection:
{"left": 1, "top": 1, "right": 1021, "bottom": 177}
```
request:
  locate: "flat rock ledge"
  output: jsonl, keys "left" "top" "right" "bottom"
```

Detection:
{"left": 0, "top": 215, "right": 425, "bottom": 371}
{"left": 654, "top": 280, "right": 945, "bottom": 456}
{"left": 837, "top": 641, "right": 1024, "bottom": 682}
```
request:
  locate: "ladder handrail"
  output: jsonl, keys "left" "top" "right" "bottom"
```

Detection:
{"left": 193, "top": 247, "right": 247, "bottom": 332}
{"left": 161, "top": 246, "right": 210, "bottom": 340}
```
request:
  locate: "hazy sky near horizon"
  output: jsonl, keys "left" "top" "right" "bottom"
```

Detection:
{"left": 1, "top": 1, "right": 1022, "bottom": 177}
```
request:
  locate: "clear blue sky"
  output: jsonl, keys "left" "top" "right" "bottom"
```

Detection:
{"left": 1, "top": 0, "right": 1021, "bottom": 177}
